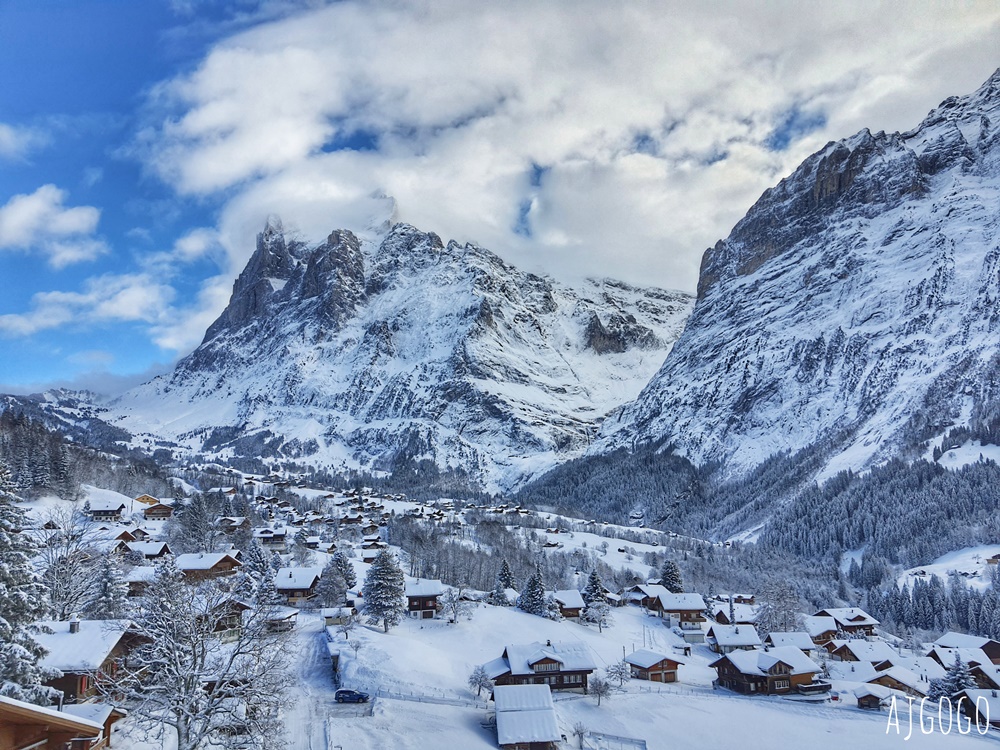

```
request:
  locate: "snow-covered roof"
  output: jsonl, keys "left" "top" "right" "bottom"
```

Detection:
{"left": 766, "top": 632, "right": 815, "bottom": 651}
{"left": 493, "top": 685, "right": 560, "bottom": 747}
{"left": 483, "top": 656, "right": 511, "bottom": 680}
{"left": 928, "top": 646, "right": 991, "bottom": 667}
{"left": 869, "top": 666, "right": 926, "bottom": 694}
{"left": 125, "top": 566, "right": 157, "bottom": 582}
{"left": 715, "top": 646, "right": 819, "bottom": 677}
{"left": 0, "top": 695, "right": 103, "bottom": 733}
{"left": 828, "top": 639, "right": 898, "bottom": 663}
{"left": 551, "top": 589, "right": 585, "bottom": 609}
{"left": 493, "top": 684, "right": 554, "bottom": 712}
{"left": 33, "top": 619, "right": 134, "bottom": 672}
{"left": 405, "top": 579, "right": 444, "bottom": 597}
{"left": 175, "top": 552, "right": 241, "bottom": 571}
{"left": 711, "top": 602, "right": 758, "bottom": 622}
{"left": 625, "top": 648, "right": 684, "bottom": 669}
{"left": 815, "top": 607, "right": 879, "bottom": 628}
{"left": 87, "top": 497, "right": 127, "bottom": 512}
{"left": 803, "top": 615, "right": 837, "bottom": 637}
{"left": 959, "top": 689, "right": 1000, "bottom": 717}
{"left": 62, "top": 702, "right": 124, "bottom": 726}
{"left": 503, "top": 641, "right": 597, "bottom": 675}
{"left": 658, "top": 592, "right": 706, "bottom": 612}
{"left": 126, "top": 541, "right": 170, "bottom": 556}
{"left": 935, "top": 632, "right": 995, "bottom": 650}
{"left": 275, "top": 567, "right": 323, "bottom": 590}
{"left": 708, "top": 624, "right": 762, "bottom": 648}
{"left": 853, "top": 684, "right": 891, "bottom": 700}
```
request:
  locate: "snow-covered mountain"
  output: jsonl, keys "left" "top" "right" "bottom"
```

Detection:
{"left": 109, "top": 221, "right": 692, "bottom": 491}
{"left": 596, "top": 68, "right": 1000, "bottom": 479}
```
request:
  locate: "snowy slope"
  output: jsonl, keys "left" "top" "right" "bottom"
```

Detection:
{"left": 597, "top": 68, "right": 1000, "bottom": 479}
{"left": 108, "top": 221, "right": 692, "bottom": 492}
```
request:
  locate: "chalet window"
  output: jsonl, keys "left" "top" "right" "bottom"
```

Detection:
{"left": 773, "top": 679, "right": 790, "bottom": 690}
{"left": 565, "top": 674, "right": 582, "bottom": 684}
{"left": 533, "top": 662, "right": 559, "bottom": 672}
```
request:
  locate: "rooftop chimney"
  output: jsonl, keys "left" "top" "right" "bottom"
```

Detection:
{"left": 69, "top": 615, "right": 80, "bottom": 634}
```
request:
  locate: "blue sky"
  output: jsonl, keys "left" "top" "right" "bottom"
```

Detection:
{"left": 1, "top": 1, "right": 998, "bottom": 394}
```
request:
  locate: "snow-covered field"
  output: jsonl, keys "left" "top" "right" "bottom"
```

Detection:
{"left": 898, "top": 545, "right": 1000, "bottom": 592}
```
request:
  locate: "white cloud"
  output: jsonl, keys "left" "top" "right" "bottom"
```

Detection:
{"left": 0, "top": 122, "right": 47, "bottom": 161}
{"left": 0, "top": 274, "right": 175, "bottom": 336}
{"left": 0, "top": 184, "right": 108, "bottom": 268}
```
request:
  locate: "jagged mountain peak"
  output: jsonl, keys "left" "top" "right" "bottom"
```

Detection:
{"left": 599, "top": 68, "right": 1000, "bottom": 480}
{"left": 109, "top": 220, "right": 693, "bottom": 491}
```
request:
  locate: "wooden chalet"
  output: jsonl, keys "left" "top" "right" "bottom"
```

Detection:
{"left": 33, "top": 618, "right": 141, "bottom": 704}
{"left": 202, "top": 599, "right": 251, "bottom": 642}
{"left": 711, "top": 601, "right": 758, "bottom": 626}
{"left": 853, "top": 685, "right": 891, "bottom": 710}
{"left": 711, "top": 647, "right": 826, "bottom": 696}
{"left": 405, "top": 579, "right": 444, "bottom": 619}
{"left": 551, "top": 589, "right": 585, "bottom": 620}
{"left": 764, "top": 632, "right": 817, "bottom": 655}
{"left": 492, "top": 684, "right": 560, "bottom": 750}
{"left": 0, "top": 695, "right": 120, "bottom": 750}
{"left": 706, "top": 624, "right": 762, "bottom": 654}
{"left": 142, "top": 502, "right": 174, "bottom": 522}
{"left": 175, "top": 552, "right": 243, "bottom": 581}
{"left": 88, "top": 498, "right": 128, "bottom": 522}
{"left": 926, "top": 646, "right": 991, "bottom": 670}
{"left": 866, "top": 666, "right": 927, "bottom": 698}
{"left": 275, "top": 567, "right": 323, "bottom": 605}
{"left": 956, "top": 689, "right": 1000, "bottom": 730}
{"left": 624, "top": 649, "right": 684, "bottom": 682}
{"left": 217, "top": 516, "right": 251, "bottom": 534}
{"left": 812, "top": 607, "right": 879, "bottom": 638}
{"left": 125, "top": 541, "right": 172, "bottom": 560}
{"left": 825, "top": 639, "right": 899, "bottom": 664}
{"left": 934, "top": 632, "right": 1000, "bottom": 665}
{"left": 803, "top": 615, "right": 839, "bottom": 645}
{"left": 133, "top": 493, "right": 160, "bottom": 506}
{"left": 485, "top": 640, "right": 597, "bottom": 694}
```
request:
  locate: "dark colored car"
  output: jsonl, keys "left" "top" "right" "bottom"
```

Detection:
{"left": 335, "top": 689, "right": 370, "bottom": 703}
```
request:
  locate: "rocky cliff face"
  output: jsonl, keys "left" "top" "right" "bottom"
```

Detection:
{"left": 597, "top": 69, "right": 1000, "bottom": 478}
{"left": 109, "top": 222, "right": 692, "bottom": 491}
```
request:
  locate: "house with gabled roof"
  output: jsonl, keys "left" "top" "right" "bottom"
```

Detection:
{"left": 934, "top": 632, "right": 1000, "bottom": 665}
{"left": 175, "top": 552, "right": 242, "bottom": 581}
{"left": 813, "top": 607, "right": 879, "bottom": 637}
{"left": 275, "top": 566, "right": 324, "bottom": 604}
{"left": 0, "top": 695, "right": 115, "bottom": 750}
{"left": 484, "top": 640, "right": 597, "bottom": 694}
{"left": 803, "top": 615, "right": 838, "bottom": 645}
{"left": 405, "top": 579, "right": 444, "bottom": 619}
{"left": 125, "top": 540, "right": 172, "bottom": 560}
{"left": 143, "top": 502, "right": 174, "bottom": 522}
{"left": 706, "top": 624, "right": 762, "bottom": 654}
{"left": 624, "top": 649, "right": 684, "bottom": 682}
{"left": 87, "top": 497, "right": 128, "bottom": 522}
{"left": 866, "top": 666, "right": 928, "bottom": 698}
{"left": 33, "top": 617, "right": 141, "bottom": 704}
{"left": 711, "top": 646, "right": 825, "bottom": 696}
{"left": 492, "top": 684, "right": 560, "bottom": 750}
{"left": 764, "top": 631, "right": 816, "bottom": 655}
{"left": 825, "top": 638, "right": 899, "bottom": 664}
{"left": 926, "top": 646, "right": 991, "bottom": 670}
{"left": 551, "top": 589, "right": 585, "bottom": 620}
{"left": 711, "top": 601, "right": 758, "bottom": 626}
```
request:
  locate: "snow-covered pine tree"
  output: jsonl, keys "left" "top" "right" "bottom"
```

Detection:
{"left": 940, "top": 654, "right": 975, "bottom": 702}
{"left": 487, "top": 578, "right": 511, "bottom": 607}
{"left": 497, "top": 559, "right": 516, "bottom": 591}
{"left": 332, "top": 550, "right": 357, "bottom": 590}
{"left": 86, "top": 553, "right": 129, "bottom": 620}
{"left": 314, "top": 557, "right": 348, "bottom": 608}
{"left": 361, "top": 549, "right": 406, "bottom": 632}
{"left": 660, "top": 560, "right": 684, "bottom": 593}
{"left": 0, "top": 462, "right": 59, "bottom": 704}
{"left": 517, "top": 568, "right": 547, "bottom": 617}
{"left": 582, "top": 570, "right": 607, "bottom": 606}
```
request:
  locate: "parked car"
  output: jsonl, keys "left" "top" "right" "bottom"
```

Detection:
{"left": 335, "top": 689, "right": 370, "bottom": 703}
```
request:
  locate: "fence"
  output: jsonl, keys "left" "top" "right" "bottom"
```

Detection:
{"left": 373, "top": 686, "right": 488, "bottom": 710}
{"left": 583, "top": 730, "right": 648, "bottom": 750}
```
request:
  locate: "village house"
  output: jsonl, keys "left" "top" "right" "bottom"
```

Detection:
{"left": 812, "top": 607, "right": 879, "bottom": 637}
{"left": 710, "top": 601, "right": 758, "bottom": 626}
{"left": 825, "top": 638, "right": 899, "bottom": 664}
{"left": 125, "top": 540, "right": 172, "bottom": 560}
{"left": 491, "top": 684, "right": 561, "bottom": 750}
{"left": 322, "top": 606, "right": 358, "bottom": 626}
{"left": 87, "top": 497, "right": 128, "bottom": 522}
{"left": 485, "top": 640, "right": 597, "bottom": 693}
{"left": 764, "top": 632, "right": 817, "bottom": 656}
{"left": 956, "top": 689, "right": 1000, "bottom": 730}
{"left": 706, "top": 624, "right": 762, "bottom": 654}
{"left": 866, "top": 666, "right": 928, "bottom": 698}
{"left": 125, "top": 565, "right": 157, "bottom": 597}
{"left": 218, "top": 516, "right": 251, "bottom": 534}
{"left": 551, "top": 589, "right": 585, "bottom": 620}
{"left": 143, "top": 502, "right": 174, "bottom": 522}
{"left": 853, "top": 684, "right": 891, "bottom": 710}
{"left": 175, "top": 552, "right": 243, "bottom": 581}
{"left": 133, "top": 494, "right": 160, "bottom": 506}
{"left": 0, "top": 695, "right": 121, "bottom": 750}
{"left": 33, "top": 617, "right": 140, "bottom": 704}
{"left": 934, "top": 632, "right": 1000, "bottom": 665}
{"left": 624, "top": 649, "right": 684, "bottom": 682}
{"left": 275, "top": 567, "right": 324, "bottom": 605}
{"left": 405, "top": 579, "right": 444, "bottom": 619}
{"left": 711, "top": 646, "right": 826, "bottom": 696}
{"left": 201, "top": 598, "right": 251, "bottom": 642}
{"left": 803, "top": 615, "right": 839, "bottom": 645}
{"left": 926, "top": 645, "right": 991, "bottom": 670}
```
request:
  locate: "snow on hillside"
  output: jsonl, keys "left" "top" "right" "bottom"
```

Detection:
{"left": 898, "top": 544, "right": 1000, "bottom": 592}
{"left": 935, "top": 441, "right": 1000, "bottom": 471}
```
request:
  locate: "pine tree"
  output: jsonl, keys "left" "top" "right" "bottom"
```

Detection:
{"left": 582, "top": 570, "right": 607, "bottom": 606}
{"left": 517, "top": 568, "right": 547, "bottom": 617}
{"left": 86, "top": 554, "right": 129, "bottom": 620}
{"left": 0, "top": 462, "right": 59, "bottom": 704}
{"left": 332, "top": 551, "right": 357, "bottom": 590}
{"left": 314, "top": 557, "right": 348, "bottom": 608}
{"left": 660, "top": 560, "right": 684, "bottom": 593}
{"left": 361, "top": 549, "right": 406, "bottom": 632}
{"left": 497, "top": 559, "right": 516, "bottom": 591}
{"left": 487, "top": 578, "right": 511, "bottom": 607}
{"left": 939, "top": 654, "right": 975, "bottom": 702}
